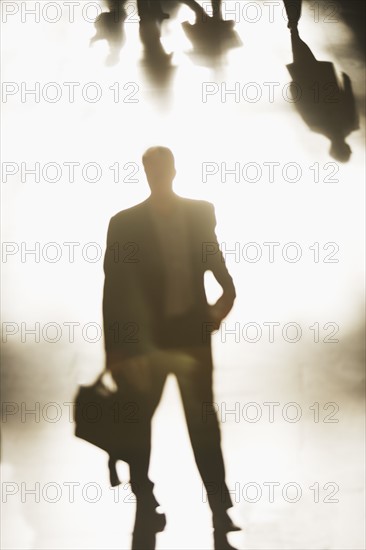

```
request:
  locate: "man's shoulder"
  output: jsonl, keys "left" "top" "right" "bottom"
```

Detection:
{"left": 180, "top": 196, "right": 214, "bottom": 214}
{"left": 110, "top": 200, "right": 148, "bottom": 225}
{"left": 109, "top": 197, "right": 214, "bottom": 226}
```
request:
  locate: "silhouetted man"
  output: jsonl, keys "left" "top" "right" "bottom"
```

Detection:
{"left": 286, "top": 34, "right": 359, "bottom": 161}
{"left": 103, "top": 147, "right": 239, "bottom": 549}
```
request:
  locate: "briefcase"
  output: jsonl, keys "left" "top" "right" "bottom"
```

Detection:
{"left": 74, "top": 370, "right": 137, "bottom": 486}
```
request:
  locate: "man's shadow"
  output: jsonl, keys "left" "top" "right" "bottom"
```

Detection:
{"left": 91, "top": 0, "right": 175, "bottom": 97}
{"left": 286, "top": 33, "right": 359, "bottom": 162}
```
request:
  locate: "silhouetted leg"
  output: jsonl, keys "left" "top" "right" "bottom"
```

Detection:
{"left": 139, "top": 15, "right": 171, "bottom": 62}
{"left": 283, "top": 0, "right": 302, "bottom": 30}
{"left": 175, "top": 346, "right": 233, "bottom": 516}
{"left": 137, "top": 0, "right": 168, "bottom": 21}
{"left": 213, "top": 531, "right": 238, "bottom": 550}
{"left": 212, "top": 0, "right": 222, "bottom": 20}
{"left": 131, "top": 527, "right": 156, "bottom": 550}
{"left": 291, "top": 34, "right": 317, "bottom": 64}
{"left": 149, "top": 0, "right": 169, "bottom": 19}
{"left": 113, "top": 367, "right": 167, "bottom": 508}
{"left": 137, "top": 0, "right": 152, "bottom": 21}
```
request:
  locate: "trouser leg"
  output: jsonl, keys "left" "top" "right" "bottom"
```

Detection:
{"left": 137, "top": 0, "right": 151, "bottom": 20}
{"left": 113, "top": 366, "right": 167, "bottom": 508}
{"left": 291, "top": 34, "right": 317, "bottom": 64}
{"left": 212, "top": 0, "right": 222, "bottom": 20}
{"left": 283, "top": 0, "right": 302, "bottom": 28}
{"left": 149, "top": 0, "right": 165, "bottom": 17}
{"left": 137, "top": 0, "right": 165, "bottom": 20}
{"left": 175, "top": 346, "right": 233, "bottom": 514}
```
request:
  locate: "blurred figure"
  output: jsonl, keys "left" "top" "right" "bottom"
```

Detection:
{"left": 286, "top": 34, "right": 359, "bottom": 162}
{"left": 103, "top": 147, "right": 239, "bottom": 550}
{"left": 91, "top": 0, "right": 170, "bottom": 66}
{"left": 90, "top": 0, "right": 126, "bottom": 65}
{"left": 283, "top": 0, "right": 302, "bottom": 34}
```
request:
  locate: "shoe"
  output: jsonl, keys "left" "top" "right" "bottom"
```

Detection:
{"left": 213, "top": 530, "right": 238, "bottom": 550}
{"left": 135, "top": 506, "right": 167, "bottom": 533}
{"left": 150, "top": 512, "right": 166, "bottom": 533}
{"left": 213, "top": 511, "right": 241, "bottom": 533}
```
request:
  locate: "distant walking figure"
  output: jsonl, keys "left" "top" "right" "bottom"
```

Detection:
{"left": 286, "top": 34, "right": 359, "bottom": 161}
{"left": 103, "top": 146, "right": 239, "bottom": 549}
{"left": 91, "top": 0, "right": 169, "bottom": 65}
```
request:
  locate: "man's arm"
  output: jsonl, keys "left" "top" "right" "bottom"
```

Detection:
{"left": 103, "top": 214, "right": 154, "bottom": 369}
{"left": 202, "top": 203, "right": 236, "bottom": 324}
{"left": 103, "top": 215, "right": 125, "bottom": 361}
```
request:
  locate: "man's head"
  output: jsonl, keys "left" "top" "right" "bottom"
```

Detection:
{"left": 142, "top": 146, "right": 176, "bottom": 193}
{"left": 329, "top": 137, "right": 352, "bottom": 163}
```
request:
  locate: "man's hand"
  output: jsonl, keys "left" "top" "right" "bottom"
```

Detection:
{"left": 209, "top": 296, "right": 235, "bottom": 331}
{"left": 108, "top": 353, "right": 151, "bottom": 392}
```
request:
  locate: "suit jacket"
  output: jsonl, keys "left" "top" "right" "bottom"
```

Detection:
{"left": 102, "top": 196, "right": 236, "bottom": 361}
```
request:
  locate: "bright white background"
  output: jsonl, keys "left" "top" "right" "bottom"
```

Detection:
{"left": 1, "top": 1, "right": 365, "bottom": 549}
